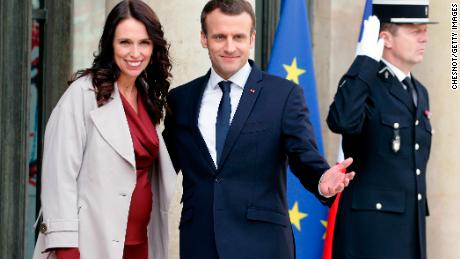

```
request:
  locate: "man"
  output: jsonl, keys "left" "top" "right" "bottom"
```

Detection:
{"left": 327, "top": 0, "right": 435, "bottom": 258}
{"left": 163, "top": 0, "right": 355, "bottom": 258}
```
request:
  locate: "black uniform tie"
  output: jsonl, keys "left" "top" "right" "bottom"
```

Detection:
{"left": 216, "top": 81, "right": 232, "bottom": 165}
{"left": 402, "top": 77, "right": 417, "bottom": 106}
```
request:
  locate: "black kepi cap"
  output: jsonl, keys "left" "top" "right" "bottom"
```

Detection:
{"left": 373, "top": 0, "right": 437, "bottom": 24}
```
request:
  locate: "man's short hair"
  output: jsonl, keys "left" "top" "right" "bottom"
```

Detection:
{"left": 201, "top": 0, "right": 256, "bottom": 35}
{"left": 380, "top": 22, "right": 399, "bottom": 35}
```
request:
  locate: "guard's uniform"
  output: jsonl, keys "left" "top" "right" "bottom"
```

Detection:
{"left": 327, "top": 56, "right": 432, "bottom": 259}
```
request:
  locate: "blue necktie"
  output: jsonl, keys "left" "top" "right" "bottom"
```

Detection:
{"left": 403, "top": 77, "right": 417, "bottom": 106}
{"left": 216, "top": 81, "right": 232, "bottom": 165}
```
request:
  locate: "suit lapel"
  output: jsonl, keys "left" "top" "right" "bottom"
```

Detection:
{"left": 379, "top": 63, "right": 416, "bottom": 114}
{"left": 89, "top": 84, "right": 135, "bottom": 168}
{"left": 189, "top": 71, "right": 218, "bottom": 173}
{"left": 389, "top": 79, "right": 415, "bottom": 113}
{"left": 218, "top": 64, "right": 264, "bottom": 169}
{"left": 412, "top": 76, "right": 425, "bottom": 119}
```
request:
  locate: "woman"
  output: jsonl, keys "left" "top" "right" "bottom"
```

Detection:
{"left": 32, "top": 1, "right": 176, "bottom": 258}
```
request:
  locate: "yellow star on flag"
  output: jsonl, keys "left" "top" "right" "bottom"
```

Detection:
{"left": 321, "top": 220, "right": 328, "bottom": 239}
{"left": 283, "top": 57, "right": 306, "bottom": 84}
{"left": 289, "top": 201, "right": 308, "bottom": 231}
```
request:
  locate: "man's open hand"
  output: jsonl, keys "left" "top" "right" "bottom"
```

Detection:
{"left": 319, "top": 157, "right": 355, "bottom": 197}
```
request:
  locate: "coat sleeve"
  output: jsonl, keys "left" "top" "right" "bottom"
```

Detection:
{"left": 40, "top": 83, "right": 87, "bottom": 250}
{"left": 327, "top": 56, "right": 380, "bottom": 135}
{"left": 281, "top": 83, "right": 331, "bottom": 204}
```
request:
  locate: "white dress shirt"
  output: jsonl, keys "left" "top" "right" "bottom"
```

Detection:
{"left": 198, "top": 62, "right": 252, "bottom": 166}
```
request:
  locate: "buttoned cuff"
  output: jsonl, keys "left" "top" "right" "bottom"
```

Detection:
{"left": 44, "top": 231, "right": 79, "bottom": 250}
{"left": 41, "top": 219, "right": 79, "bottom": 250}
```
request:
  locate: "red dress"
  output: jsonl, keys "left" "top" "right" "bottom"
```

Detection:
{"left": 54, "top": 93, "right": 158, "bottom": 259}
{"left": 121, "top": 93, "right": 159, "bottom": 259}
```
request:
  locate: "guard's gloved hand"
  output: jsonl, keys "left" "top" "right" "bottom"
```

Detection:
{"left": 356, "top": 15, "right": 384, "bottom": 61}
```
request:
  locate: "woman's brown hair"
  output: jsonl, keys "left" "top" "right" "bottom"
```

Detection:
{"left": 70, "top": 0, "right": 172, "bottom": 123}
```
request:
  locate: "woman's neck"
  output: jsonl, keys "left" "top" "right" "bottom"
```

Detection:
{"left": 117, "top": 76, "right": 137, "bottom": 99}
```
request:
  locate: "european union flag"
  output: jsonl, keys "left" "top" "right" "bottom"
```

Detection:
{"left": 267, "top": 0, "right": 327, "bottom": 258}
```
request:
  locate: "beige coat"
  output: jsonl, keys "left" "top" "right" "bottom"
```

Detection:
{"left": 32, "top": 76, "right": 176, "bottom": 259}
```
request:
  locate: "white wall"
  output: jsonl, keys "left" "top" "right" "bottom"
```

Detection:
{"left": 72, "top": 1, "right": 105, "bottom": 71}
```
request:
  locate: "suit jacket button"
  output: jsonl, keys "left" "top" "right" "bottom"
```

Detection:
{"left": 39, "top": 223, "right": 47, "bottom": 233}
{"left": 376, "top": 203, "right": 383, "bottom": 210}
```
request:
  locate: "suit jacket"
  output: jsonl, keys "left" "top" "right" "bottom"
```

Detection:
{"left": 163, "top": 61, "right": 330, "bottom": 259}
{"left": 327, "top": 56, "right": 432, "bottom": 259}
{"left": 33, "top": 76, "right": 176, "bottom": 259}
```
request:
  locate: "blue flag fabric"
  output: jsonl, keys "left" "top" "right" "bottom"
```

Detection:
{"left": 267, "top": 0, "right": 327, "bottom": 258}
{"left": 359, "top": 0, "right": 374, "bottom": 42}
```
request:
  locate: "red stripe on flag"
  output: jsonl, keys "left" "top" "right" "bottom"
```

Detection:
{"left": 322, "top": 192, "right": 341, "bottom": 259}
{"left": 322, "top": 165, "right": 346, "bottom": 259}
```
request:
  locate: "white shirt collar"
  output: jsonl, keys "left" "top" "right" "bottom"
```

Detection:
{"left": 381, "top": 58, "right": 411, "bottom": 82}
{"left": 209, "top": 62, "right": 252, "bottom": 90}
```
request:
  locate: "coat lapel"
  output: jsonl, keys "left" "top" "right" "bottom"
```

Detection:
{"left": 189, "top": 71, "right": 218, "bottom": 173}
{"left": 155, "top": 125, "right": 177, "bottom": 211}
{"left": 412, "top": 76, "right": 425, "bottom": 119}
{"left": 218, "top": 63, "right": 264, "bottom": 169}
{"left": 389, "top": 79, "right": 415, "bottom": 113}
{"left": 89, "top": 84, "right": 135, "bottom": 168}
{"left": 379, "top": 63, "right": 415, "bottom": 114}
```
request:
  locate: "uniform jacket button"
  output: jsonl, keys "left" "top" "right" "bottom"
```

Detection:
{"left": 415, "top": 120, "right": 419, "bottom": 126}
{"left": 415, "top": 143, "right": 420, "bottom": 150}
{"left": 416, "top": 169, "right": 421, "bottom": 176}
{"left": 418, "top": 193, "right": 423, "bottom": 201}
{"left": 376, "top": 203, "right": 383, "bottom": 210}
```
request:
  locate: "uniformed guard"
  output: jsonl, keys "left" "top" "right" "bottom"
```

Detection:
{"left": 327, "top": 0, "right": 436, "bottom": 258}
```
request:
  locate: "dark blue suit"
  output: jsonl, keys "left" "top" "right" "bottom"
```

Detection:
{"left": 163, "top": 61, "right": 331, "bottom": 259}
{"left": 327, "top": 56, "right": 432, "bottom": 259}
